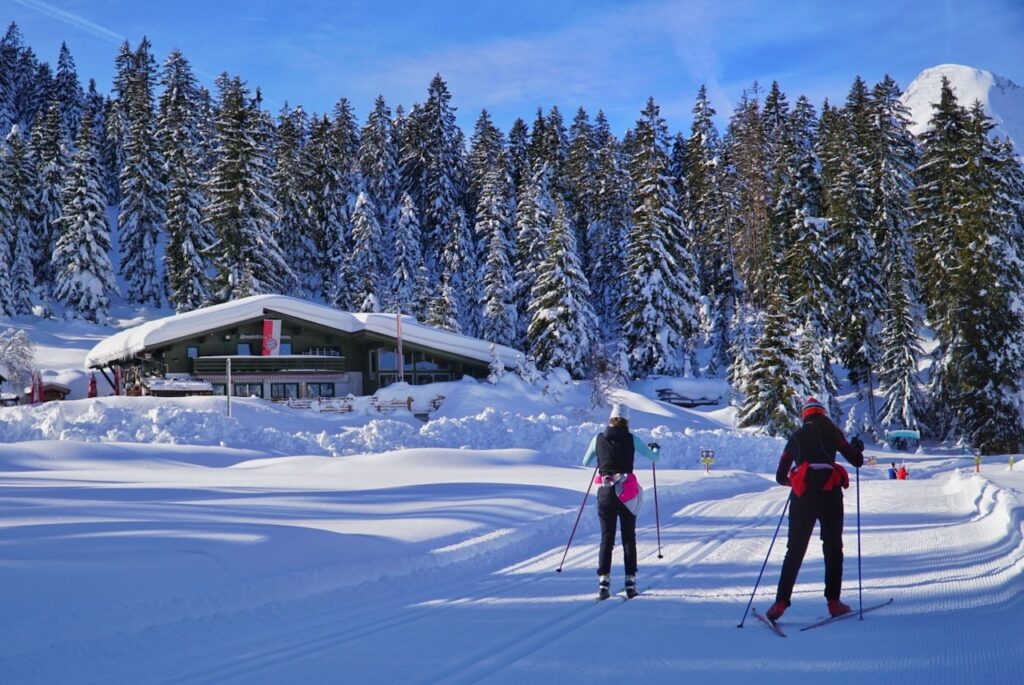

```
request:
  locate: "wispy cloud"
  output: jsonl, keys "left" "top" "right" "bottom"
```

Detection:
{"left": 12, "top": 0, "right": 124, "bottom": 44}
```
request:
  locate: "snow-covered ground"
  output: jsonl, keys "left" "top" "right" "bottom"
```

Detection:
{"left": 1, "top": 314, "right": 1022, "bottom": 683}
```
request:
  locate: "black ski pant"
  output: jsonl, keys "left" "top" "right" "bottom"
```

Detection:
{"left": 775, "top": 487, "right": 845, "bottom": 603}
{"left": 597, "top": 485, "right": 637, "bottom": 576}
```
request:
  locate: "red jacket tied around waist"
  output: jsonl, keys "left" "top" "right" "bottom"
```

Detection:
{"left": 775, "top": 414, "right": 864, "bottom": 496}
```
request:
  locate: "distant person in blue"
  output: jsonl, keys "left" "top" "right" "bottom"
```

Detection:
{"left": 888, "top": 462, "right": 898, "bottom": 480}
{"left": 582, "top": 404, "right": 660, "bottom": 599}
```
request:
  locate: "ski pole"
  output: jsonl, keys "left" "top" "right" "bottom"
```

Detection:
{"left": 556, "top": 464, "right": 600, "bottom": 573}
{"left": 856, "top": 466, "right": 863, "bottom": 619}
{"left": 651, "top": 459, "right": 664, "bottom": 559}
{"left": 738, "top": 495, "right": 790, "bottom": 628}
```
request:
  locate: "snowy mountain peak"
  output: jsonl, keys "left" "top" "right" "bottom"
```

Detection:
{"left": 901, "top": 64, "right": 1024, "bottom": 154}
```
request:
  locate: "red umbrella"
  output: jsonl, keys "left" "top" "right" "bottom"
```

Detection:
{"left": 87, "top": 373, "right": 97, "bottom": 398}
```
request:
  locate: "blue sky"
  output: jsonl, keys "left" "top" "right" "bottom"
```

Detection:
{"left": 6, "top": 0, "right": 1023, "bottom": 135}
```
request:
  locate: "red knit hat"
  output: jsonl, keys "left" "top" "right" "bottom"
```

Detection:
{"left": 801, "top": 397, "right": 827, "bottom": 420}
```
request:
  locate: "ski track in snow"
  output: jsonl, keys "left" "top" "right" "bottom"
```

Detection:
{"left": 4, "top": 464, "right": 1022, "bottom": 684}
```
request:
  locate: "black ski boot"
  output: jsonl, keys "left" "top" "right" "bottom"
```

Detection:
{"left": 625, "top": 575, "right": 638, "bottom": 599}
{"left": 598, "top": 574, "right": 611, "bottom": 600}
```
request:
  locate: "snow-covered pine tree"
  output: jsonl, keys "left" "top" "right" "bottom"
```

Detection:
{"left": 910, "top": 77, "right": 970, "bottom": 338}
{"left": 438, "top": 205, "right": 474, "bottom": 332}
{"left": 54, "top": 42, "right": 83, "bottom": 143}
{"left": 761, "top": 81, "right": 790, "bottom": 226}
{"left": 0, "top": 148, "right": 12, "bottom": 315}
{"left": 0, "top": 326, "right": 35, "bottom": 391}
{"left": 822, "top": 78, "right": 883, "bottom": 397}
{"left": 669, "top": 132, "right": 689, "bottom": 217}
{"left": 272, "top": 104, "right": 315, "bottom": 295}
{"left": 526, "top": 199, "right": 598, "bottom": 378}
{"left": 359, "top": 96, "right": 400, "bottom": 282}
{"left": 867, "top": 75, "right": 925, "bottom": 433}
{"left": 909, "top": 77, "right": 973, "bottom": 436}
{"left": 940, "top": 103, "right": 1024, "bottom": 453}
{"left": 476, "top": 157, "right": 517, "bottom": 346}
{"left": 487, "top": 343, "right": 506, "bottom": 384}
{"left": 14, "top": 42, "right": 51, "bottom": 133}
{"left": 774, "top": 96, "right": 841, "bottom": 413}
{"left": 84, "top": 79, "right": 105, "bottom": 140}
{"left": 0, "top": 24, "right": 20, "bottom": 138}
{"left": 466, "top": 109, "right": 505, "bottom": 221}
{"left": 686, "top": 85, "right": 735, "bottom": 376}
{"left": 876, "top": 249, "right": 926, "bottom": 433}
{"left": 1, "top": 125, "right": 39, "bottom": 314}
{"left": 566, "top": 108, "right": 598, "bottom": 264}
{"left": 117, "top": 38, "right": 165, "bottom": 306}
{"left": 424, "top": 273, "right": 460, "bottom": 333}
{"left": 408, "top": 75, "right": 465, "bottom": 276}
{"left": 541, "top": 107, "right": 569, "bottom": 191}
{"left": 30, "top": 102, "right": 66, "bottom": 289}
{"left": 586, "top": 111, "right": 630, "bottom": 334}
{"left": 348, "top": 190, "right": 383, "bottom": 312}
{"left": 513, "top": 163, "right": 555, "bottom": 338}
{"left": 51, "top": 111, "right": 117, "bottom": 322}
{"left": 507, "top": 117, "right": 530, "bottom": 199}
{"left": 737, "top": 288, "right": 807, "bottom": 436}
{"left": 316, "top": 100, "right": 361, "bottom": 305}
{"left": 204, "top": 74, "right": 294, "bottom": 300}
{"left": 392, "top": 192, "right": 424, "bottom": 316}
{"left": 725, "top": 86, "right": 772, "bottom": 307}
{"left": 309, "top": 114, "right": 357, "bottom": 307}
{"left": 158, "top": 49, "right": 212, "bottom": 312}
{"left": 621, "top": 97, "right": 699, "bottom": 378}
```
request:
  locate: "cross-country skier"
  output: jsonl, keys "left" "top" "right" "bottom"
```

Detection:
{"left": 581, "top": 404, "right": 660, "bottom": 599}
{"left": 766, "top": 397, "right": 865, "bottom": 621}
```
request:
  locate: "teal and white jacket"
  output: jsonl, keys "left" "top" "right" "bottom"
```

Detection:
{"left": 581, "top": 434, "right": 660, "bottom": 467}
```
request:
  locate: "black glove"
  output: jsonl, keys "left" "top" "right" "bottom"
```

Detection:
{"left": 850, "top": 437, "right": 864, "bottom": 452}
{"left": 648, "top": 442, "right": 661, "bottom": 451}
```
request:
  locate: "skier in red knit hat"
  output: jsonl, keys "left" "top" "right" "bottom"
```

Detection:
{"left": 766, "top": 397, "right": 865, "bottom": 621}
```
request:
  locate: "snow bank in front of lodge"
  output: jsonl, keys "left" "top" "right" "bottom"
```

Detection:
{"left": 0, "top": 375, "right": 783, "bottom": 472}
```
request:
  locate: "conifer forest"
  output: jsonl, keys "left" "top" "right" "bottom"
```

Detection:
{"left": 1, "top": 24, "right": 1023, "bottom": 452}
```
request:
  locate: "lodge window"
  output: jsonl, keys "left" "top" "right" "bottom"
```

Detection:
{"left": 237, "top": 343, "right": 252, "bottom": 356}
{"left": 373, "top": 349, "right": 452, "bottom": 386}
{"left": 306, "top": 382, "right": 335, "bottom": 398}
{"left": 233, "top": 382, "right": 263, "bottom": 397}
{"left": 279, "top": 342, "right": 292, "bottom": 355}
{"left": 378, "top": 350, "right": 413, "bottom": 371}
{"left": 187, "top": 346, "right": 199, "bottom": 358}
{"left": 211, "top": 383, "right": 226, "bottom": 395}
{"left": 412, "top": 352, "right": 450, "bottom": 371}
{"left": 270, "top": 383, "right": 299, "bottom": 400}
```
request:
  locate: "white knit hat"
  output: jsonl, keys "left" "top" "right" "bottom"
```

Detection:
{"left": 609, "top": 404, "right": 630, "bottom": 421}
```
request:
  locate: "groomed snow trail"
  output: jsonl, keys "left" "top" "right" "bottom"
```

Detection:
{"left": 1, "top": 456, "right": 1022, "bottom": 684}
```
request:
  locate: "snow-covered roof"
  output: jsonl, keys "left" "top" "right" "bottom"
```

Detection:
{"left": 85, "top": 295, "right": 523, "bottom": 369}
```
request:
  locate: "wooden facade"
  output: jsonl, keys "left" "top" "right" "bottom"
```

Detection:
{"left": 114, "top": 308, "right": 492, "bottom": 399}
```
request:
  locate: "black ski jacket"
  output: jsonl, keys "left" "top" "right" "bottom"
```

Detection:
{"left": 596, "top": 425, "right": 636, "bottom": 476}
{"left": 775, "top": 414, "right": 864, "bottom": 487}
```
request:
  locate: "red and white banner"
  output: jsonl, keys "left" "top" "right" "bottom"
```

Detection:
{"left": 262, "top": 319, "right": 282, "bottom": 356}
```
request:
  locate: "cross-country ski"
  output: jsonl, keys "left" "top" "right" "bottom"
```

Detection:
{"left": 800, "top": 597, "right": 896, "bottom": 631}
{"left": 752, "top": 608, "right": 787, "bottom": 637}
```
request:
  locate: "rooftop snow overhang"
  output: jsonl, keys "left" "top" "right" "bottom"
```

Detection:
{"left": 85, "top": 295, "right": 523, "bottom": 370}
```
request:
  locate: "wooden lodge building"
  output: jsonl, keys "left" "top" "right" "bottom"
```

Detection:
{"left": 85, "top": 295, "right": 523, "bottom": 400}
